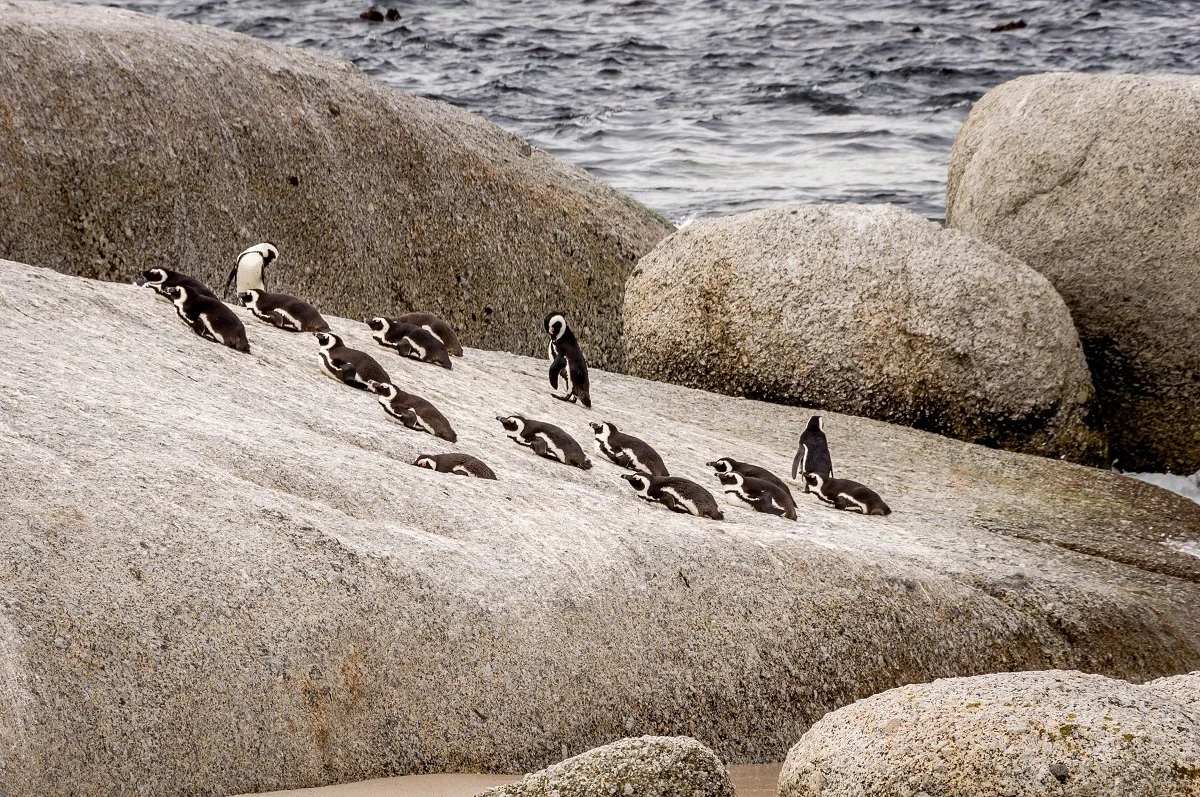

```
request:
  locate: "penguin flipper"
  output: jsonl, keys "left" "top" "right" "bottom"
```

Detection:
{"left": 548, "top": 355, "right": 568, "bottom": 390}
{"left": 332, "top": 359, "right": 363, "bottom": 388}
{"left": 223, "top": 265, "right": 238, "bottom": 293}
{"left": 269, "top": 309, "right": 299, "bottom": 332}
{"left": 791, "top": 447, "right": 805, "bottom": 480}
{"left": 528, "top": 438, "right": 553, "bottom": 461}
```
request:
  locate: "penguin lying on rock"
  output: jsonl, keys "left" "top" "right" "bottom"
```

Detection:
{"left": 804, "top": 473, "right": 891, "bottom": 516}
{"left": 716, "top": 471, "right": 797, "bottom": 520}
{"left": 621, "top": 473, "right": 723, "bottom": 520}
{"left": 707, "top": 457, "right": 792, "bottom": 499}
{"left": 162, "top": 286, "right": 250, "bottom": 353}
{"left": 365, "top": 317, "right": 453, "bottom": 369}
{"left": 366, "top": 380, "right": 456, "bottom": 442}
{"left": 315, "top": 331, "right": 389, "bottom": 390}
{"left": 412, "top": 453, "right": 496, "bottom": 480}
{"left": 239, "top": 289, "right": 329, "bottom": 333}
{"left": 396, "top": 312, "right": 463, "bottom": 357}
{"left": 591, "top": 421, "right": 669, "bottom": 477}
{"left": 136, "top": 268, "right": 217, "bottom": 302}
{"left": 496, "top": 415, "right": 591, "bottom": 470}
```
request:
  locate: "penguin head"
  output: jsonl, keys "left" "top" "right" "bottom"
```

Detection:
{"left": 803, "top": 473, "right": 824, "bottom": 490}
{"left": 716, "top": 471, "right": 743, "bottom": 487}
{"left": 138, "top": 267, "right": 168, "bottom": 288}
{"left": 544, "top": 312, "right": 568, "bottom": 340}
{"left": 364, "top": 316, "right": 390, "bottom": 333}
{"left": 495, "top": 415, "right": 525, "bottom": 434}
{"left": 706, "top": 458, "right": 735, "bottom": 473}
{"left": 238, "top": 242, "right": 278, "bottom": 267}
{"left": 413, "top": 455, "right": 437, "bottom": 470}
{"left": 589, "top": 421, "right": 615, "bottom": 437}
{"left": 163, "top": 286, "right": 186, "bottom": 303}
{"left": 621, "top": 472, "right": 651, "bottom": 494}
{"left": 805, "top": 415, "right": 824, "bottom": 435}
{"left": 314, "top": 331, "right": 341, "bottom": 350}
{"left": 365, "top": 380, "right": 395, "bottom": 397}
{"left": 238, "top": 290, "right": 260, "bottom": 307}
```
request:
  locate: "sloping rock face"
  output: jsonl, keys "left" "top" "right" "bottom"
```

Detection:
{"left": 1145, "top": 672, "right": 1200, "bottom": 713}
{"left": 1, "top": 260, "right": 1199, "bottom": 796}
{"left": 625, "top": 203, "right": 1105, "bottom": 464}
{"left": 0, "top": 1, "right": 672, "bottom": 371}
{"left": 947, "top": 73, "right": 1200, "bottom": 474}
{"left": 479, "top": 736, "right": 733, "bottom": 797}
{"left": 779, "top": 670, "right": 1200, "bottom": 797}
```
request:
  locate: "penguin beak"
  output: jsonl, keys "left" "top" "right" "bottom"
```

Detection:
{"left": 589, "top": 423, "right": 601, "bottom": 433}
{"left": 704, "top": 461, "right": 717, "bottom": 468}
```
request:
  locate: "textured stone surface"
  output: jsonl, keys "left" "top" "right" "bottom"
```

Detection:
{"left": 0, "top": 1, "right": 672, "bottom": 371}
{"left": 479, "top": 736, "right": 733, "bottom": 797}
{"left": 2, "top": 260, "right": 1200, "bottom": 796}
{"left": 947, "top": 72, "right": 1200, "bottom": 473}
{"left": 779, "top": 670, "right": 1200, "bottom": 797}
{"left": 625, "top": 203, "right": 1105, "bottom": 464}
{"left": 1145, "top": 672, "right": 1200, "bottom": 713}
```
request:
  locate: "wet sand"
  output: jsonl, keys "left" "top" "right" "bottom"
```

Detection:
{"left": 242, "top": 763, "right": 783, "bottom": 797}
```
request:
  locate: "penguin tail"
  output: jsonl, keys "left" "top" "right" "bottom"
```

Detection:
{"left": 579, "top": 392, "right": 592, "bottom": 409}
{"left": 874, "top": 503, "right": 892, "bottom": 517}
{"left": 442, "top": 430, "right": 458, "bottom": 443}
{"left": 580, "top": 458, "right": 593, "bottom": 471}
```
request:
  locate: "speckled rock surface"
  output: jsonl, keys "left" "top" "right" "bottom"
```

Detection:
{"left": 779, "top": 670, "right": 1200, "bottom": 797}
{"left": 947, "top": 73, "right": 1200, "bottom": 474}
{"left": 624, "top": 203, "right": 1105, "bottom": 464}
{"left": 0, "top": 1, "right": 672, "bottom": 371}
{"left": 1144, "top": 672, "right": 1200, "bottom": 713}
{"left": 2, "top": 260, "right": 1199, "bottom": 796}
{"left": 478, "top": 736, "right": 733, "bottom": 797}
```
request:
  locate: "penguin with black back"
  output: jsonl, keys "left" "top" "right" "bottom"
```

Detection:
{"left": 716, "top": 471, "right": 797, "bottom": 520}
{"left": 136, "top": 267, "right": 217, "bottom": 302}
{"left": 804, "top": 473, "right": 891, "bottom": 516}
{"left": 496, "top": 415, "right": 591, "bottom": 469}
{"left": 793, "top": 415, "right": 834, "bottom": 492}
{"left": 366, "top": 380, "right": 457, "bottom": 442}
{"left": 396, "top": 312, "right": 463, "bottom": 357}
{"left": 365, "top": 317, "right": 453, "bottom": 369}
{"left": 544, "top": 312, "right": 590, "bottom": 407}
{"left": 620, "top": 473, "right": 723, "bottom": 520}
{"left": 239, "top": 289, "right": 329, "bottom": 332}
{"left": 314, "top": 331, "right": 389, "bottom": 390}
{"left": 162, "top": 285, "right": 250, "bottom": 353}
{"left": 706, "top": 457, "right": 792, "bottom": 499}
{"left": 412, "top": 453, "right": 497, "bottom": 480}
{"left": 590, "top": 421, "right": 669, "bottom": 477}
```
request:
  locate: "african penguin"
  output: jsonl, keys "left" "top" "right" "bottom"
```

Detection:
{"left": 412, "top": 453, "right": 497, "bottom": 480}
{"left": 365, "top": 380, "right": 457, "bottom": 442}
{"left": 620, "top": 473, "right": 723, "bottom": 521}
{"left": 496, "top": 415, "right": 591, "bottom": 470}
{"left": 225, "top": 243, "right": 278, "bottom": 295}
{"left": 135, "top": 268, "right": 217, "bottom": 302}
{"left": 238, "top": 289, "right": 330, "bottom": 333}
{"left": 706, "top": 457, "right": 793, "bottom": 499}
{"left": 314, "top": 331, "right": 390, "bottom": 390}
{"left": 590, "top": 421, "right": 669, "bottom": 477}
{"left": 793, "top": 415, "right": 834, "bottom": 492}
{"left": 716, "top": 471, "right": 797, "bottom": 520}
{"left": 545, "top": 312, "right": 591, "bottom": 408}
{"left": 396, "top": 312, "right": 463, "bottom": 357}
{"left": 804, "top": 473, "right": 891, "bottom": 516}
{"left": 161, "top": 285, "right": 250, "bottom": 353}
{"left": 365, "top": 317, "right": 453, "bottom": 369}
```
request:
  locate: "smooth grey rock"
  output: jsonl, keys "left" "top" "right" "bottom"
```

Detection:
{"left": 624, "top": 203, "right": 1105, "bottom": 464}
{"left": 478, "top": 736, "right": 734, "bottom": 797}
{"left": 947, "top": 72, "right": 1200, "bottom": 473}
{"left": 779, "top": 670, "right": 1200, "bottom": 797}
{"left": 0, "top": 1, "right": 672, "bottom": 371}
{"left": 2, "top": 260, "right": 1199, "bottom": 795}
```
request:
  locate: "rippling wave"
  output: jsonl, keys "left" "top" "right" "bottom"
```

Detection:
{"left": 75, "top": 0, "right": 1200, "bottom": 223}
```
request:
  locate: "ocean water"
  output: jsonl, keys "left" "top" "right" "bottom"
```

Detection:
{"left": 79, "top": 0, "right": 1200, "bottom": 224}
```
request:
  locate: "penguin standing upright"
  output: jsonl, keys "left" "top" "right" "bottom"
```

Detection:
{"left": 364, "top": 317, "right": 453, "bottom": 369}
{"left": 716, "top": 471, "right": 797, "bottom": 520}
{"left": 793, "top": 415, "right": 834, "bottom": 491}
{"left": 136, "top": 268, "right": 217, "bottom": 302}
{"left": 225, "top": 243, "right": 278, "bottom": 296}
{"left": 804, "top": 473, "right": 891, "bottom": 516}
{"left": 396, "top": 313, "right": 463, "bottom": 357}
{"left": 365, "top": 380, "right": 457, "bottom": 442}
{"left": 544, "top": 312, "right": 591, "bottom": 407}
{"left": 413, "top": 453, "right": 497, "bottom": 480}
{"left": 162, "top": 286, "right": 250, "bottom": 353}
{"left": 706, "top": 457, "right": 793, "bottom": 499}
{"left": 239, "top": 290, "right": 329, "bottom": 333}
{"left": 620, "top": 473, "right": 723, "bottom": 520}
{"left": 314, "top": 331, "right": 390, "bottom": 390}
{"left": 496, "top": 415, "right": 591, "bottom": 469}
{"left": 590, "top": 421, "right": 669, "bottom": 477}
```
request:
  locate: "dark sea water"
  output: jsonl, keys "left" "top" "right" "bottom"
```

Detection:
{"left": 80, "top": 0, "right": 1200, "bottom": 223}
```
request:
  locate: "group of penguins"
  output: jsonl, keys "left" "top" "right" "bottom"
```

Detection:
{"left": 134, "top": 243, "right": 891, "bottom": 521}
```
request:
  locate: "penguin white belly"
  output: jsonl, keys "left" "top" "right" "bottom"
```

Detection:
{"left": 406, "top": 337, "right": 428, "bottom": 359}
{"left": 318, "top": 353, "right": 343, "bottom": 381}
{"left": 839, "top": 493, "right": 868, "bottom": 513}
{"left": 275, "top": 308, "right": 302, "bottom": 330}
{"left": 661, "top": 487, "right": 699, "bottom": 516}
{"left": 451, "top": 465, "right": 472, "bottom": 476}
{"left": 199, "top": 313, "right": 222, "bottom": 343}
{"left": 423, "top": 324, "right": 444, "bottom": 343}
{"left": 723, "top": 488, "right": 757, "bottom": 510}
{"left": 535, "top": 432, "right": 567, "bottom": 462}
{"left": 236, "top": 262, "right": 264, "bottom": 293}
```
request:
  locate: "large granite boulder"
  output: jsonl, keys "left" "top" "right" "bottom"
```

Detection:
{"left": 624, "top": 203, "right": 1106, "bottom": 464}
{"left": 0, "top": 1, "right": 672, "bottom": 371}
{"left": 479, "top": 736, "right": 734, "bottom": 797}
{"left": 947, "top": 73, "right": 1200, "bottom": 474}
{"left": 1144, "top": 672, "right": 1200, "bottom": 713}
{"left": 779, "top": 670, "right": 1200, "bottom": 797}
{"left": 2, "top": 260, "right": 1199, "bottom": 795}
